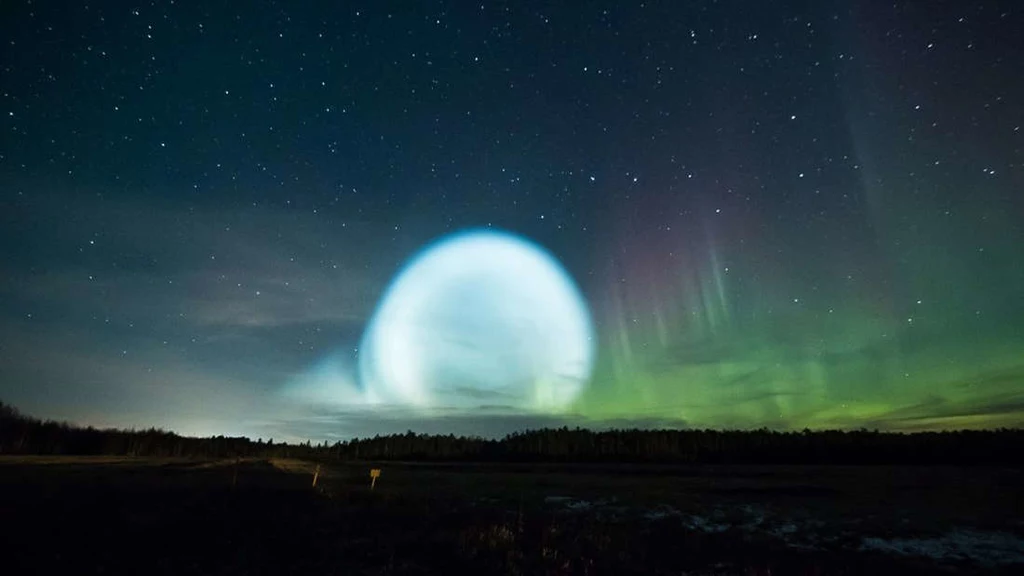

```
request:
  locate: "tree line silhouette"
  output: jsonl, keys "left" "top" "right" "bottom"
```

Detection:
{"left": 2, "top": 401, "right": 1021, "bottom": 465}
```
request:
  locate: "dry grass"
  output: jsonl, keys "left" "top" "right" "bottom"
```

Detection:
{"left": 1, "top": 458, "right": 1020, "bottom": 574}
{"left": 0, "top": 455, "right": 188, "bottom": 465}
{"left": 267, "top": 457, "right": 319, "bottom": 475}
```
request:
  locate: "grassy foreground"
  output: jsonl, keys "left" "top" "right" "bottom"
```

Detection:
{"left": 1, "top": 456, "right": 1021, "bottom": 574}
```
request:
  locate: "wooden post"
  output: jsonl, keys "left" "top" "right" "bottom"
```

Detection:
{"left": 312, "top": 464, "right": 321, "bottom": 487}
{"left": 370, "top": 468, "right": 381, "bottom": 490}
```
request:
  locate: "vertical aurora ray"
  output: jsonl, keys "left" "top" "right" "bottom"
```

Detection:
{"left": 574, "top": 87, "right": 1024, "bottom": 431}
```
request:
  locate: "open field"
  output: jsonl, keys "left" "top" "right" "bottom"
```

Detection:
{"left": 1, "top": 457, "right": 1022, "bottom": 574}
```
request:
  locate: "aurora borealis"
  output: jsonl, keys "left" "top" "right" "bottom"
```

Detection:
{"left": 1, "top": 2, "right": 1021, "bottom": 441}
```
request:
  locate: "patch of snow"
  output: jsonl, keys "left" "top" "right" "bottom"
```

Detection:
{"left": 861, "top": 529, "right": 1024, "bottom": 567}
{"left": 644, "top": 505, "right": 681, "bottom": 521}
{"left": 545, "top": 495, "right": 595, "bottom": 512}
{"left": 686, "top": 515, "right": 731, "bottom": 533}
{"left": 738, "top": 505, "right": 766, "bottom": 530}
{"left": 565, "top": 499, "right": 593, "bottom": 511}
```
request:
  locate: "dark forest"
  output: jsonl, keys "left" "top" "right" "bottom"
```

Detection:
{"left": 4, "top": 402, "right": 1020, "bottom": 465}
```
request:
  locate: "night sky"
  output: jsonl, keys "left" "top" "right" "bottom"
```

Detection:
{"left": 2, "top": 1, "right": 1022, "bottom": 442}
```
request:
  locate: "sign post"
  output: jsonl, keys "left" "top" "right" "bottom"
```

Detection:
{"left": 369, "top": 468, "right": 381, "bottom": 490}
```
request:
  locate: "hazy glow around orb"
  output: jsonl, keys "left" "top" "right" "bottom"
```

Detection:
{"left": 359, "top": 229, "right": 594, "bottom": 412}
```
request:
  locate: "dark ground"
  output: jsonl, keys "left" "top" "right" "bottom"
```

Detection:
{"left": 1, "top": 457, "right": 1021, "bottom": 575}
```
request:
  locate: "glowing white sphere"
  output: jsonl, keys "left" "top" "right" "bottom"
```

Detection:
{"left": 359, "top": 229, "right": 594, "bottom": 412}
